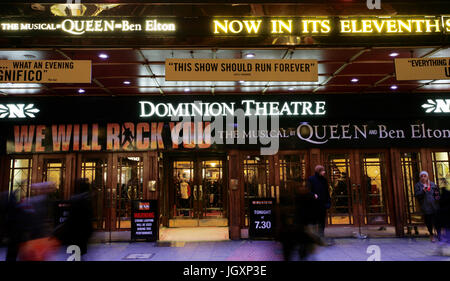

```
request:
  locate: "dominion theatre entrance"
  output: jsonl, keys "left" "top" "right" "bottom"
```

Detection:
{"left": 323, "top": 149, "right": 394, "bottom": 228}
{"left": 162, "top": 152, "right": 228, "bottom": 228}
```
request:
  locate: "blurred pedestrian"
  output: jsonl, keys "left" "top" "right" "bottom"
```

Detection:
{"left": 415, "top": 171, "right": 441, "bottom": 242}
{"left": 307, "top": 165, "right": 331, "bottom": 245}
{"left": 1, "top": 190, "right": 22, "bottom": 261}
{"left": 54, "top": 178, "right": 94, "bottom": 260}
{"left": 294, "top": 185, "right": 321, "bottom": 260}
{"left": 437, "top": 178, "right": 450, "bottom": 255}
{"left": 15, "top": 182, "right": 60, "bottom": 261}
{"left": 275, "top": 187, "right": 297, "bottom": 261}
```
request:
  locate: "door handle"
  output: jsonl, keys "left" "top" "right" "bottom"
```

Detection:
{"left": 199, "top": 185, "right": 203, "bottom": 200}
{"left": 193, "top": 185, "right": 197, "bottom": 200}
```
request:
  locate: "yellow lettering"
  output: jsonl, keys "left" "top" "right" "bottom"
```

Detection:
{"left": 425, "top": 19, "right": 440, "bottom": 32}
{"left": 372, "top": 20, "right": 385, "bottom": 33}
{"left": 351, "top": 20, "right": 362, "bottom": 33}
{"left": 213, "top": 20, "right": 228, "bottom": 34}
{"left": 243, "top": 20, "right": 262, "bottom": 34}
{"left": 229, "top": 20, "right": 243, "bottom": 33}
{"left": 446, "top": 18, "right": 450, "bottom": 32}
{"left": 412, "top": 20, "right": 425, "bottom": 32}
{"left": 361, "top": 20, "right": 373, "bottom": 33}
{"left": 271, "top": 20, "right": 292, "bottom": 34}
{"left": 386, "top": 20, "right": 397, "bottom": 33}
{"left": 340, "top": 20, "right": 351, "bottom": 33}
{"left": 398, "top": 20, "right": 412, "bottom": 33}
{"left": 321, "top": 20, "right": 331, "bottom": 33}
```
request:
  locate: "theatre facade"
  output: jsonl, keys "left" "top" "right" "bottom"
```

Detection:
{"left": 0, "top": 2, "right": 449, "bottom": 239}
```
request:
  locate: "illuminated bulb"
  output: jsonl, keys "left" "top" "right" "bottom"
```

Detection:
{"left": 98, "top": 53, "right": 109, "bottom": 59}
{"left": 123, "top": 81, "right": 131, "bottom": 85}
{"left": 351, "top": 78, "right": 359, "bottom": 83}
{"left": 390, "top": 85, "right": 398, "bottom": 90}
{"left": 389, "top": 52, "right": 399, "bottom": 57}
{"left": 184, "top": 88, "right": 191, "bottom": 92}
{"left": 245, "top": 53, "right": 255, "bottom": 58}
{"left": 78, "top": 88, "right": 85, "bottom": 94}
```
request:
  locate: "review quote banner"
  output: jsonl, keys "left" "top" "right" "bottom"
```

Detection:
{"left": 165, "top": 59, "right": 318, "bottom": 81}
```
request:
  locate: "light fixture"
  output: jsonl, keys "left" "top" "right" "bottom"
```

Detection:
{"left": 239, "top": 80, "right": 245, "bottom": 84}
{"left": 184, "top": 88, "right": 191, "bottom": 92}
{"left": 389, "top": 52, "right": 399, "bottom": 57}
{"left": 98, "top": 53, "right": 109, "bottom": 59}
{"left": 245, "top": 53, "right": 255, "bottom": 58}
{"left": 288, "top": 87, "right": 295, "bottom": 91}
{"left": 78, "top": 88, "right": 86, "bottom": 94}
{"left": 123, "top": 81, "right": 131, "bottom": 85}
{"left": 351, "top": 78, "right": 359, "bottom": 83}
{"left": 390, "top": 85, "right": 398, "bottom": 90}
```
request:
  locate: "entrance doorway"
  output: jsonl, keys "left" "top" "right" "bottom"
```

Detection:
{"left": 323, "top": 150, "right": 393, "bottom": 227}
{"left": 165, "top": 153, "right": 228, "bottom": 227}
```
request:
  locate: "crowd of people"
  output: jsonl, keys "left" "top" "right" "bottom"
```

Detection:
{"left": 276, "top": 165, "right": 450, "bottom": 260}
{"left": 0, "top": 179, "right": 94, "bottom": 261}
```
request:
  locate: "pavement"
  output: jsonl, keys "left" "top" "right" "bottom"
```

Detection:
{"left": 1, "top": 237, "right": 450, "bottom": 261}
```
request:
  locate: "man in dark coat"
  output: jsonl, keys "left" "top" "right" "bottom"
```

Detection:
{"left": 54, "top": 179, "right": 93, "bottom": 259}
{"left": 307, "top": 165, "right": 331, "bottom": 243}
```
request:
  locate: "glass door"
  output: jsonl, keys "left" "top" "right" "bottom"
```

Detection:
{"left": 243, "top": 155, "right": 270, "bottom": 227}
{"left": 324, "top": 153, "right": 354, "bottom": 225}
{"left": 360, "top": 152, "right": 390, "bottom": 225}
{"left": 80, "top": 156, "right": 108, "bottom": 230}
{"left": 200, "top": 160, "right": 225, "bottom": 218}
{"left": 113, "top": 155, "right": 144, "bottom": 230}
{"left": 168, "top": 155, "right": 227, "bottom": 227}
{"left": 323, "top": 151, "right": 392, "bottom": 227}
{"left": 172, "top": 160, "right": 195, "bottom": 218}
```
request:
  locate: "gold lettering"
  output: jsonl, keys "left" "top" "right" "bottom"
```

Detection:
{"left": 340, "top": 20, "right": 351, "bottom": 33}
{"left": 386, "top": 20, "right": 397, "bottom": 33}
{"left": 425, "top": 19, "right": 440, "bottom": 32}
{"left": 243, "top": 20, "right": 262, "bottom": 33}
{"left": 412, "top": 20, "right": 425, "bottom": 32}
{"left": 229, "top": 20, "right": 243, "bottom": 33}
{"left": 372, "top": 20, "right": 385, "bottom": 33}
{"left": 271, "top": 20, "right": 292, "bottom": 34}
{"left": 213, "top": 20, "right": 228, "bottom": 34}
{"left": 321, "top": 20, "right": 331, "bottom": 33}
{"left": 351, "top": 20, "right": 362, "bottom": 33}
{"left": 446, "top": 18, "right": 450, "bottom": 32}
{"left": 398, "top": 20, "right": 412, "bottom": 33}
{"left": 362, "top": 20, "right": 373, "bottom": 33}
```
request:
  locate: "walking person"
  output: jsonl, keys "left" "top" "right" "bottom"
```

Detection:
{"left": 54, "top": 178, "right": 94, "bottom": 260}
{"left": 437, "top": 178, "right": 450, "bottom": 255}
{"left": 415, "top": 171, "right": 441, "bottom": 242}
{"left": 307, "top": 165, "right": 331, "bottom": 245}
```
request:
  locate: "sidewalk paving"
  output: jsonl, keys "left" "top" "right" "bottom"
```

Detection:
{"left": 1, "top": 237, "right": 450, "bottom": 261}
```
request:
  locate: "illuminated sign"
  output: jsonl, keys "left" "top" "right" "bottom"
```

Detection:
{"left": 422, "top": 99, "right": 450, "bottom": 113}
{"left": 0, "top": 104, "right": 39, "bottom": 119}
{"left": 395, "top": 57, "right": 450, "bottom": 80}
{"left": 139, "top": 100, "right": 326, "bottom": 118}
{"left": 0, "top": 18, "right": 176, "bottom": 35}
{"left": 212, "top": 16, "right": 450, "bottom": 35}
{"left": 1, "top": 16, "right": 448, "bottom": 37}
{"left": 0, "top": 60, "right": 91, "bottom": 83}
{"left": 165, "top": 59, "right": 318, "bottom": 81}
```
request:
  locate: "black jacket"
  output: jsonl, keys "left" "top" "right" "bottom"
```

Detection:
{"left": 307, "top": 173, "right": 331, "bottom": 210}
